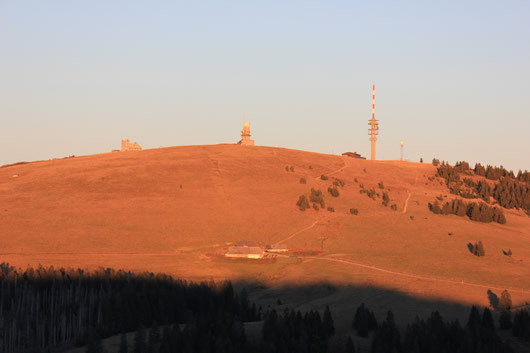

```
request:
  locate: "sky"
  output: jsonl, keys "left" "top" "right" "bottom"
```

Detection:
{"left": 1, "top": 1, "right": 529, "bottom": 171}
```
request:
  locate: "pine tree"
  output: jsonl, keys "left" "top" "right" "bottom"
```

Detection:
{"left": 346, "top": 336, "right": 355, "bottom": 353}
{"left": 146, "top": 323, "right": 160, "bottom": 353}
{"left": 382, "top": 192, "right": 390, "bottom": 207}
{"left": 85, "top": 329, "right": 104, "bottom": 353}
{"left": 353, "top": 303, "right": 377, "bottom": 338}
{"left": 499, "top": 310, "right": 512, "bottom": 330}
{"left": 322, "top": 305, "right": 335, "bottom": 338}
{"left": 371, "top": 311, "right": 400, "bottom": 353}
{"left": 479, "top": 204, "right": 493, "bottom": 223}
{"left": 133, "top": 327, "right": 146, "bottom": 353}
{"left": 474, "top": 163, "right": 486, "bottom": 176}
{"left": 119, "top": 333, "right": 128, "bottom": 353}
{"left": 499, "top": 290, "right": 512, "bottom": 311}
{"left": 467, "top": 305, "right": 482, "bottom": 341}
{"left": 431, "top": 200, "right": 441, "bottom": 214}
{"left": 473, "top": 241, "right": 485, "bottom": 256}
{"left": 441, "top": 202, "right": 451, "bottom": 215}
{"left": 512, "top": 309, "right": 530, "bottom": 340}
{"left": 470, "top": 204, "right": 481, "bottom": 221}
{"left": 481, "top": 308, "right": 494, "bottom": 329}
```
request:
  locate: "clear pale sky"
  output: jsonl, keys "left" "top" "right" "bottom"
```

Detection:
{"left": 1, "top": 1, "right": 529, "bottom": 171}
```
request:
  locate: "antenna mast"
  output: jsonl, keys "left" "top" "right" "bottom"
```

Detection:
{"left": 368, "top": 84, "right": 379, "bottom": 160}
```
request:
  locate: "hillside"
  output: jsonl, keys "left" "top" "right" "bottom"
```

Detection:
{"left": 1, "top": 144, "right": 529, "bottom": 321}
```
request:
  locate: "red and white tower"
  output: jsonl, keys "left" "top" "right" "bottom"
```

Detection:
{"left": 368, "top": 84, "right": 379, "bottom": 160}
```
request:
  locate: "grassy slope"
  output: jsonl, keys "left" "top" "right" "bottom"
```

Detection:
{"left": 1, "top": 144, "right": 529, "bottom": 312}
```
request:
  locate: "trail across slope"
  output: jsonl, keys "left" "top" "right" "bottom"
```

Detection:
{"left": 314, "top": 156, "right": 348, "bottom": 180}
{"left": 402, "top": 170, "right": 418, "bottom": 213}
{"left": 303, "top": 255, "right": 530, "bottom": 294}
{"left": 273, "top": 220, "right": 320, "bottom": 246}
{"left": 402, "top": 191, "right": 412, "bottom": 213}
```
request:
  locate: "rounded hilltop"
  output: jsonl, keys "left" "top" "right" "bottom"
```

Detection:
{"left": 0, "top": 144, "right": 529, "bottom": 311}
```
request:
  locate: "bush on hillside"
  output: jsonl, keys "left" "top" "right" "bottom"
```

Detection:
{"left": 327, "top": 207, "right": 335, "bottom": 212}
{"left": 382, "top": 192, "right": 390, "bottom": 206}
{"left": 378, "top": 181, "right": 385, "bottom": 189}
{"left": 321, "top": 174, "right": 328, "bottom": 181}
{"left": 299, "top": 177, "right": 306, "bottom": 184}
{"left": 349, "top": 208, "right": 359, "bottom": 215}
{"left": 310, "top": 188, "right": 325, "bottom": 208}
{"left": 499, "top": 290, "right": 512, "bottom": 311}
{"left": 333, "top": 178, "right": 345, "bottom": 188}
{"left": 473, "top": 241, "right": 485, "bottom": 256}
{"left": 328, "top": 186, "right": 340, "bottom": 197}
{"left": 296, "top": 195, "right": 310, "bottom": 211}
{"left": 360, "top": 187, "right": 377, "bottom": 200}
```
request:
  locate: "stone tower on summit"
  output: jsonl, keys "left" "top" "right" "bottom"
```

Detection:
{"left": 238, "top": 122, "right": 255, "bottom": 146}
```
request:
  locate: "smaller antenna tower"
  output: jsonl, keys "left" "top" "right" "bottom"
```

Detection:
{"left": 400, "top": 141, "right": 404, "bottom": 161}
{"left": 368, "top": 84, "right": 379, "bottom": 160}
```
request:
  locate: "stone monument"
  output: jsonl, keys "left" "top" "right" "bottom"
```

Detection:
{"left": 121, "top": 139, "right": 142, "bottom": 151}
{"left": 237, "top": 122, "right": 255, "bottom": 146}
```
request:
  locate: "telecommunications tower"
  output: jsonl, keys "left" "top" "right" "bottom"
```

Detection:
{"left": 368, "top": 84, "right": 379, "bottom": 160}
{"left": 400, "top": 141, "right": 404, "bottom": 161}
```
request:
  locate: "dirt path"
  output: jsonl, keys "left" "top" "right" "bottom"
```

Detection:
{"left": 402, "top": 191, "right": 412, "bottom": 213}
{"left": 303, "top": 255, "right": 530, "bottom": 294}
{"left": 402, "top": 170, "right": 418, "bottom": 213}
{"left": 314, "top": 156, "right": 348, "bottom": 180}
{"left": 273, "top": 219, "right": 320, "bottom": 246}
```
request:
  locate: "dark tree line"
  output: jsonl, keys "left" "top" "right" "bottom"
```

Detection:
{"left": 353, "top": 303, "right": 378, "bottom": 337}
{"left": 0, "top": 264, "right": 259, "bottom": 353}
{"left": 435, "top": 162, "right": 529, "bottom": 214}
{"left": 260, "top": 306, "right": 335, "bottom": 353}
{"left": 348, "top": 302, "right": 530, "bottom": 353}
{"left": 368, "top": 306, "right": 515, "bottom": 353}
{"left": 115, "top": 304, "right": 530, "bottom": 353}
{"left": 512, "top": 309, "right": 530, "bottom": 341}
{"left": 429, "top": 199, "right": 506, "bottom": 224}
{"left": 2, "top": 262, "right": 528, "bottom": 353}
{"left": 493, "top": 178, "right": 530, "bottom": 212}
{"left": 474, "top": 163, "right": 530, "bottom": 183}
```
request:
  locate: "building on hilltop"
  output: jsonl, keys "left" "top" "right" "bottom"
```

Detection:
{"left": 342, "top": 152, "right": 366, "bottom": 160}
{"left": 225, "top": 241, "right": 264, "bottom": 259}
{"left": 237, "top": 122, "right": 255, "bottom": 146}
{"left": 266, "top": 244, "right": 288, "bottom": 253}
{"left": 121, "top": 139, "right": 142, "bottom": 152}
